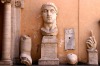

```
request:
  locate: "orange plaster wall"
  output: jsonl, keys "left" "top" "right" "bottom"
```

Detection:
{"left": 79, "top": 0, "right": 100, "bottom": 63}
{"left": 20, "top": 0, "right": 78, "bottom": 64}
{"left": 20, "top": 0, "right": 100, "bottom": 64}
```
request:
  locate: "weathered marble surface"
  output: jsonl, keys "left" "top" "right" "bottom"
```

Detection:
{"left": 42, "top": 36, "right": 57, "bottom": 44}
{"left": 41, "top": 2, "right": 58, "bottom": 36}
{"left": 0, "top": 1, "right": 12, "bottom": 65}
{"left": 39, "top": 36, "right": 59, "bottom": 65}
{"left": 86, "top": 30, "right": 97, "bottom": 51}
{"left": 39, "top": 58, "right": 59, "bottom": 65}
{"left": 65, "top": 29, "right": 75, "bottom": 50}
{"left": 67, "top": 53, "right": 78, "bottom": 64}
{"left": 86, "top": 30, "right": 98, "bottom": 65}
{"left": 39, "top": 2, "right": 59, "bottom": 65}
{"left": 87, "top": 49, "right": 98, "bottom": 65}
{"left": 20, "top": 35, "right": 32, "bottom": 66}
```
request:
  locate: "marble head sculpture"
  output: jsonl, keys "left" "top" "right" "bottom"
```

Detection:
{"left": 41, "top": 2, "right": 58, "bottom": 36}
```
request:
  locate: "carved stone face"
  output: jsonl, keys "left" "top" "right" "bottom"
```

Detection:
{"left": 42, "top": 5, "right": 57, "bottom": 24}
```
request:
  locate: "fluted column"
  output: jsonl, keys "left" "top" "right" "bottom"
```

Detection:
{"left": 0, "top": 0, "right": 12, "bottom": 65}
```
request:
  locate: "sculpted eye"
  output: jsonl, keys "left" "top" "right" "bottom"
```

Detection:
{"left": 50, "top": 9, "right": 55, "bottom": 13}
{"left": 43, "top": 9, "right": 47, "bottom": 13}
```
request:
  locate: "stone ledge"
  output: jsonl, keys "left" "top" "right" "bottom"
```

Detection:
{"left": 42, "top": 36, "right": 57, "bottom": 44}
{"left": 87, "top": 49, "right": 98, "bottom": 53}
{"left": 38, "top": 58, "right": 59, "bottom": 65}
{"left": 0, "top": 60, "right": 13, "bottom": 65}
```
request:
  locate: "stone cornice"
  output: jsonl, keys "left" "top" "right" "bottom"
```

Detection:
{"left": 1, "top": 0, "right": 11, "bottom": 3}
{"left": 15, "top": 0, "right": 21, "bottom": 8}
{"left": 15, "top": 0, "right": 24, "bottom": 8}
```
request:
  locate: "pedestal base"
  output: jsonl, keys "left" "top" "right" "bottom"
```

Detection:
{"left": 87, "top": 49, "right": 98, "bottom": 65}
{"left": 0, "top": 60, "right": 13, "bottom": 65}
{"left": 39, "top": 58, "right": 59, "bottom": 65}
{"left": 39, "top": 36, "right": 59, "bottom": 65}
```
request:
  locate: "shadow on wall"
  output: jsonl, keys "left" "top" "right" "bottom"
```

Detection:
{"left": 98, "top": 20, "right": 100, "bottom": 64}
{"left": 0, "top": 2, "right": 4, "bottom": 59}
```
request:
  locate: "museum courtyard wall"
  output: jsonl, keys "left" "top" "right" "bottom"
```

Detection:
{"left": 0, "top": 0, "right": 100, "bottom": 65}
{"left": 20, "top": 0, "right": 100, "bottom": 64}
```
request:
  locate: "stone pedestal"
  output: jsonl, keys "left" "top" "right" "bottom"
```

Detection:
{"left": 0, "top": 60, "right": 12, "bottom": 65}
{"left": 38, "top": 36, "right": 59, "bottom": 65}
{"left": 87, "top": 49, "right": 98, "bottom": 65}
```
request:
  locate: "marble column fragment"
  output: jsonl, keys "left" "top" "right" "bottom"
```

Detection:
{"left": 2, "top": 2, "right": 11, "bottom": 61}
{"left": 0, "top": 0, "right": 12, "bottom": 65}
{"left": 2, "top": 1, "right": 11, "bottom": 60}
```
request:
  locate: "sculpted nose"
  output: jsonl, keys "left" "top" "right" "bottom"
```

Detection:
{"left": 47, "top": 11, "right": 51, "bottom": 16}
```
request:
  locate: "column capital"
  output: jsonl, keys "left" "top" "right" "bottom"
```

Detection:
{"left": 1, "top": 0, "right": 11, "bottom": 3}
{"left": 15, "top": 0, "right": 24, "bottom": 8}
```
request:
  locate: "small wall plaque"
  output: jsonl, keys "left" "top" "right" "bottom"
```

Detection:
{"left": 65, "top": 28, "right": 75, "bottom": 50}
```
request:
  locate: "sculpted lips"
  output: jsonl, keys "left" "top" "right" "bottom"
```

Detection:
{"left": 47, "top": 16, "right": 52, "bottom": 20}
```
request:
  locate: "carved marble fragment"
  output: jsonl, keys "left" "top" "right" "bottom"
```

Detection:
{"left": 67, "top": 53, "right": 78, "bottom": 64}
{"left": 86, "top": 30, "right": 97, "bottom": 51}
{"left": 86, "top": 30, "right": 98, "bottom": 65}
{"left": 20, "top": 35, "right": 32, "bottom": 66}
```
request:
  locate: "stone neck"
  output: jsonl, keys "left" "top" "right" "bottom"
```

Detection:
{"left": 44, "top": 22, "right": 57, "bottom": 30}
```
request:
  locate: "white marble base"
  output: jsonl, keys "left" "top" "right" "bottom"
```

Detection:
{"left": 39, "top": 58, "right": 59, "bottom": 65}
{"left": 38, "top": 36, "right": 59, "bottom": 65}
{"left": 87, "top": 49, "right": 98, "bottom": 65}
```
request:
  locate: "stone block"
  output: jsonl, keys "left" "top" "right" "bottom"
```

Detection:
{"left": 39, "top": 58, "right": 59, "bottom": 65}
{"left": 87, "top": 49, "right": 98, "bottom": 65}
{"left": 41, "top": 44, "right": 57, "bottom": 59}
{"left": 39, "top": 36, "right": 59, "bottom": 65}
{"left": 65, "top": 28, "right": 75, "bottom": 50}
{"left": 0, "top": 60, "right": 13, "bottom": 65}
{"left": 42, "top": 36, "right": 57, "bottom": 44}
